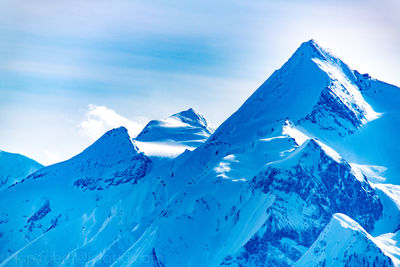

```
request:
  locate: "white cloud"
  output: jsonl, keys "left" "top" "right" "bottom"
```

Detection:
{"left": 79, "top": 104, "right": 147, "bottom": 141}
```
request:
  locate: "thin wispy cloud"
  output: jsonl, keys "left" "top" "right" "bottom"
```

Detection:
{"left": 0, "top": 60, "right": 94, "bottom": 79}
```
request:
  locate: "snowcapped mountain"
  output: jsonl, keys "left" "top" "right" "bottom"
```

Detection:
{"left": 153, "top": 130, "right": 382, "bottom": 266}
{"left": 21, "top": 127, "right": 150, "bottom": 191}
{"left": 234, "top": 138, "right": 381, "bottom": 266}
{"left": 210, "top": 40, "right": 378, "bottom": 146}
{"left": 134, "top": 108, "right": 213, "bottom": 158}
{"left": 1, "top": 39, "right": 400, "bottom": 266}
{"left": 0, "top": 127, "right": 153, "bottom": 266}
{"left": 208, "top": 39, "right": 400, "bottom": 183}
{"left": 295, "top": 213, "right": 397, "bottom": 266}
{"left": 0, "top": 150, "right": 43, "bottom": 190}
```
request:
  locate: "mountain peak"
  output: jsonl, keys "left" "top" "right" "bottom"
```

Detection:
{"left": 177, "top": 107, "right": 196, "bottom": 116}
{"left": 208, "top": 39, "right": 380, "bottom": 149}
{"left": 171, "top": 108, "right": 210, "bottom": 132}
{"left": 134, "top": 109, "right": 213, "bottom": 157}
{"left": 295, "top": 213, "right": 396, "bottom": 266}
{"left": 305, "top": 38, "right": 317, "bottom": 44}
{"left": 291, "top": 39, "right": 331, "bottom": 63}
{"left": 20, "top": 125, "right": 149, "bottom": 190}
{"left": 93, "top": 126, "right": 132, "bottom": 146}
{"left": 79, "top": 126, "right": 139, "bottom": 159}
{"left": 171, "top": 107, "right": 198, "bottom": 121}
{"left": 301, "top": 39, "right": 319, "bottom": 49}
{"left": 101, "top": 126, "right": 130, "bottom": 139}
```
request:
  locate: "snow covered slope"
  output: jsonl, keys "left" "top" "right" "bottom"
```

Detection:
{"left": 137, "top": 40, "right": 394, "bottom": 266}
{"left": 295, "top": 213, "right": 397, "bottom": 266}
{"left": 372, "top": 183, "right": 400, "bottom": 236}
{"left": 208, "top": 39, "right": 400, "bottom": 183}
{"left": 230, "top": 139, "right": 382, "bottom": 265}
{"left": 0, "top": 150, "right": 42, "bottom": 191}
{"left": 127, "top": 120, "right": 382, "bottom": 266}
{"left": 1, "top": 40, "right": 399, "bottom": 267}
{"left": 0, "top": 127, "right": 153, "bottom": 265}
{"left": 20, "top": 126, "right": 150, "bottom": 191}
{"left": 209, "top": 40, "right": 379, "bottom": 150}
{"left": 332, "top": 74, "right": 400, "bottom": 184}
{"left": 376, "top": 231, "right": 400, "bottom": 266}
{"left": 134, "top": 108, "right": 213, "bottom": 158}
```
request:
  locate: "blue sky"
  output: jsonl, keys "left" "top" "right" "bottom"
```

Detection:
{"left": 1, "top": 0, "right": 399, "bottom": 165}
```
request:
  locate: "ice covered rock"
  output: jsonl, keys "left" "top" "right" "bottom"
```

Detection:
{"left": 232, "top": 139, "right": 382, "bottom": 266}
{"left": 295, "top": 213, "right": 396, "bottom": 267}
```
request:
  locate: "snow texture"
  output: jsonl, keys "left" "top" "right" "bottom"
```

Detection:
{"left": 1, "top": 40, "right": 400, "bottom": 267}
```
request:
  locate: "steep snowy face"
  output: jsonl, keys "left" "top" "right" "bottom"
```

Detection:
{"left": 0, "top": 127, "right": 153, "bottom": 265}
{"left": 0, "top": 150, "right": 43, "bottom": 190}
{"left": 201, "top": 40, "right": 399, "bottom": 184}
{"left": 22, "top": 126, "right": 150, "bottom": 190}
{"left": 229, "top": 139, "right": 382, "bottom": 266}
{"left": 299, "top": 42, "right": 380, "bottom": 135}
{"left": 338, "top": 71, "right": 400, "bottom": 184}
{"left": 134, "top": 108, "right": 212, "bottom": 157}
{"left": 144, "top": 123, "right": 382, "bottom": 266}
{"left": 0, "top": 40, "right": 398, "bottom": 267}
{"left": 209, "top": 40, "right": 379, "bottom": 153}
{"left": 295, "top": 213, "right": 396, "bottom": 266}
{"left": 370, "top": 183, "right": 400, "bottom": 238}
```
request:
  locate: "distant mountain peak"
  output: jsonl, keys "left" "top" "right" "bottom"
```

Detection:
{"left": 136, "top": 108, "right": 212, "bottom": 142}
{"left": 21, "top": 126, "right": 149, "bottom": 190}
{"left": 82, "top": 126, "right": 139, "bottom": 156}
{"left": 175, "top": 107, "right": 196, "bottom": 116}
{"left": 170, "top": 108, "right": 211, "bottom": 133}
{"left": 99, "top": 126, "right": 130, "bottom": 140}
{"left": 134, "top": 108, "right": 213, "bottom": 158}
{"left": 172, "top": 107, "right": 197, "bottom": 120}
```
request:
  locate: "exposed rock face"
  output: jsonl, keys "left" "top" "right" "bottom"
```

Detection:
{"left": 233, "top": 139, "right": 382, "bottom": 266}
